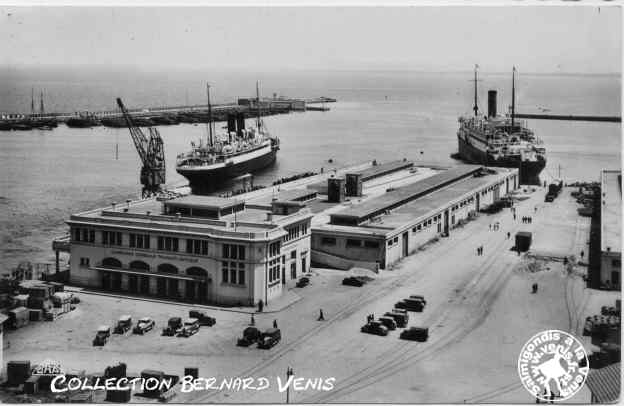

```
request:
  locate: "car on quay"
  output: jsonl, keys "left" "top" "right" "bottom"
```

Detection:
{"left": 133, "top": 317, "right": 155, "bottom": 335}
{"left": 378, "top": 316, "right": 397, "bottom": 331}
{"left": 237, "top": 327, "right": 261, "bottom": 347}
{"left": 258, "top": 328, "right": 281, "bottom": 349}
{"left": 177, "top": 318, "right": 200, "bottom": 337}
{"left": 361, "top": 321, "right": 389, "bottom": 336}
{"left": 189, "top": 310, "right": 216, "bottom": 327}
{"left": 409, "top": 295, "right": 427, "bottom": 306}
{"left": 93, "top": 325, "right": 111, "bottom": 346}
{"left": 162, "top": 317, "right": 182, "bottom": 336}
{"left": 342, "top": 277, "right": 365, "bottom": 287}
{"left": 395, "top": 298, "right": 425, "bottom": 312}
{"left": 296, "top": 277, "right": 310, "bottom": 288}
{"left": 384, "top": 311, "right": 409, "bottom": 328}
{"left": 400, "top": 326, "right": 429, "bottom": 342}
{"left": 113, "top": 315, "right": 133, "bottom": 334}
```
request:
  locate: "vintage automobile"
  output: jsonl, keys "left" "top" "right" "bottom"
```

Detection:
{"left": 360, "top": 321, "right": 389, "bottom": 336}
{"left": 177, "top": 318, "right": 200, "bottom": 337}
{"left": 93, "top": 325, "right": 111, "bottom": 346}
{"left": 188, "top": 310, "right": 216, "bottom": 327}
{"left": 258, "top": 328, "right": 281, "bottom": 349}
{"left": 162, "top": 317, "right": 183, "bottom": 336}
{"left": 113, "top": 315, "right": 133, "bottom": 334}
{"left": 237, "top": 327, "right": 261, "bottom": 347}
{"left": 295, "top": 277, "right": 310, "bottom": 288}
{"left": 133, "top": 317, "right": 155, "bottom": 335}
{"left": 384, "top": 311, "right": 409, "bottom": 328}
{"left": 409, "top": 295, "right": 427, "bottom": 306}
{"left": 395, "top": 298, "right": 425, "bottom": 312}
{"left": 378, "top": 316, "right": 397, "bottom": 331}
{"left": 342, "top": 277, "right": 365, "bottom": 287}
{"left": 400, "top": 326, "right": 429, "bottom": 342}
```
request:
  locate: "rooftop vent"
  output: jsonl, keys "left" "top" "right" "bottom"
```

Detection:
{"left": 146, "top": 211, "right": 151, "bottom": 216}
{"left": 126, "top": 199, "right": 131, "bottom": 208}
{"left": 266, "top": 212, "right": 273, "bottom": 222}
{"left": 111, "top": 202, "right": 117, "bottom": 210}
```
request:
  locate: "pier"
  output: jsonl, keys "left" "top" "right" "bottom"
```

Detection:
{"left": 515, "top": 113, "right": 621, "bottom": 123}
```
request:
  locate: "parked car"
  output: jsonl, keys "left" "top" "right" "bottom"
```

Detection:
{"left": 395, "top": 298, "right": 425, "bottom": 312}
{"left": 189, "top": 310, "right": 216, "bottom": 327}
{"left": 384, "top": 311, "right": 409, "bottom": 328}
{"left": 177, "top": 318, "right": 200, "bottom": 337}
{"left": 342, "top": 277, "right": 365, "bottom": 287}
{"left": 378, "top": 316, "right": 397, "bottom": 331}
{"left": 400, "top": 327, "right": 429, "bottom": 342}
{"left": 237, "top": 327, "right": 261, "bottom": 347}
{"left": 409, "top": 295, "right": 427, "bottom": 306}
{"left": 296, "top": 277, "right": 310, "bottom": 288}
{"left": 93, "top": 325, "right": 111, "bottom": 346}
{"left": 360, "top": 321, "right": 389, "bottom": 336}
{"left": 162, "top": 317, "right": 182, "bottom": 336}
{"left": 258, "top": 328, "right": 281, "bottom": 349}
{"left": 133, "top": 317, "right": 155, "bottom": 335}
{"left": 113, "top": 315, "right": 133, "bottom": 334}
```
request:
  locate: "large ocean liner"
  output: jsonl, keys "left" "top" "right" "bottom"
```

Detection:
{"left": 176, "top": 83, "right": 280, "bottom": 194}
{"left": 456, "top": 67, "right": 546, "bottom": 185}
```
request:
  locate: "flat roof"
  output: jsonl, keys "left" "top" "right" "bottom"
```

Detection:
{"left": 347, "top": 160, "right": 414, "bottom": 181}
{"left": 330, "top": 165, "right": 482, "bottom": 224}
{"left": 164, "top": 195, "right": 243, "bottom": 211}
{"left": 247, "top": 188, "right": 318, "bottom": 207}
{"left": 601, "top": 170, "right": 622, "bottom": 253}
{"left": 315, "top": 168, "right": 513, "bottom": 236}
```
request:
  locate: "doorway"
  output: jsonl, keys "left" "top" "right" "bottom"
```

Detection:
{"left": 402, "top": 232, "right": 409, "bottom": 257}
{"left": 128, "top": 275, "right": 138, "bottom": 293}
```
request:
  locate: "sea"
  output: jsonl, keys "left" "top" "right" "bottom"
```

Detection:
{"left": 0, "top": 67, "right": 620, "bottom": 275}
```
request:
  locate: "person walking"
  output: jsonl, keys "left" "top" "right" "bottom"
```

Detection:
{"left": 513, "top": 213, "right": 517, "bottom": 221}
{"left": 258, "top": 299, "right": 264, "bottom": 312}
{"left": 318, "top": 309, "right": 325, "bottom": 321}
{"left": 507, "top": 232, "right": 511, "bottom": 239}
{"left": 250, "top": 314, "right": 255, "bottom": 326}
{"left": 580, "top": 250, "right": 585, "bottom": 260}
{"left": 273, "top": 319, "right": 278, "bottom": 329}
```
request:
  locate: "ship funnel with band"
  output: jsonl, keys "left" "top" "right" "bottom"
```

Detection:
{"left": 227, "top": 114, "right": 236, "bottom": 134}
{"left": 236, "top": 114, "right": 245, "bottom": 137}
{"left": 488, "top": 90, "right": 497, "bottom": 118}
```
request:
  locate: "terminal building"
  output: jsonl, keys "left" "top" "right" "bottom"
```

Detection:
{"left": 599, "top": 169, "right": 621, "bottom": 290}
{"left": 311, "top": 165, "right": 519, "bottom": 271}
{"left": 62, "top": 195, "right": 313, "bottom": 306}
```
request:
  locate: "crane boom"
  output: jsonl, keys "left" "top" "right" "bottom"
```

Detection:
{"left": 116, "top": 98, "right": 166, "bottom": 197}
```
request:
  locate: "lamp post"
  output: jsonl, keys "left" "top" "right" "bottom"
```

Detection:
{"left": 285, "top": 367, "right": 294, "bottom": 404}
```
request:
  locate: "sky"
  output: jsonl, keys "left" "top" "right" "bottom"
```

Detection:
{"left": 0, "top": 5, "right": 621, "bottom": 74}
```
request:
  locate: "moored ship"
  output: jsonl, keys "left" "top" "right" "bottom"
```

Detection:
{"left": 176, "top": 83, "right": 280, "bottom": 195}
{"left": 455, "top": 67, "right": 546, "bottom": 185}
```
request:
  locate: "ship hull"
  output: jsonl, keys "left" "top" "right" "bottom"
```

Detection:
{"left": 177, "top": 147, "right": 278, "bottom": 195}
{"left": 457, "top": 135, "right": 545, "bottom": 185}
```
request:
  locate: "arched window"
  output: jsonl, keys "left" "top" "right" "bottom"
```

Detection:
{"left": 186, "top": 267, "right": 208, "bottom": 279}
{"left": 157, "top": 263, "right": 178, "bottom": 274}
{"left": 102, "top": 257, "right": 122, "bottom": 268}
{"left": 129, "top": 261, "right": 150, "bottom": 271}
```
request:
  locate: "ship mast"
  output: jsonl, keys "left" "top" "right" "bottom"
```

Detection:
{"left": 206, "top": 83, "right": 214, "bottom": 147}
{"left": 40, "top": 91, "right": 45, "bottom": 114}
{"left": 256, "top": 81, "right": 261, "bottom": 130}
{"left": 511, "top": 66, "right": 516, "bottom": 128}
{"left": 31, "top": 88, "right": 35, "bottom": 115}
{"left": 473, "top": 64, "right": 479, "bottom": 117}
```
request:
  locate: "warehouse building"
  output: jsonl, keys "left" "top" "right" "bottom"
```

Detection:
{"left": 312, "top": 165, "right": 518, "bottom": 271}
{"left": 599, "top": 169, "right": 621, "bottom": 290}
{"left": 61, "top": 195, "right": 313, "bottom": 306}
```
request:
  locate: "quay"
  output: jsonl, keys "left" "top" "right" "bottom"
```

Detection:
{"left": 515, "top": 113, "right": 621, "bottom": 123}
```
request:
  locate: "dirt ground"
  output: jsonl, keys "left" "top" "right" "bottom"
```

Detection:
{"left": 3, "top": 185, "right": 610, "bottom": 404}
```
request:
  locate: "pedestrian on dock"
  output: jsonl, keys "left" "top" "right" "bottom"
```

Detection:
{"left": 318, "top": 309, "right": 325, "bottom": 321}
{"left": 481, "top": 245, "right": 484, "bottom": 255}
{"left": 273, "top": 319, "right": 278, "bottom": 329}
{"left": 250, "top": 314, "right": 255, "bottom": 326}
{"left": 507, "top": 232, "right": 511, "bottom": 239}
{"left": 489, "top": 224, "right": 492, "bottom": 231}
{"left": 581, "top": 250, "right": 585, "bottom": 260}
{"left": 258, "top": 299, "right": 264, "bottom": 313}
{"left": 513, "top": 213, "right": 517, "bottom": 221}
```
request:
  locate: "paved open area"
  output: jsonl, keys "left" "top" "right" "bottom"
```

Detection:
{"left": 3, "top": 185, "right": 607, "bottom": 403}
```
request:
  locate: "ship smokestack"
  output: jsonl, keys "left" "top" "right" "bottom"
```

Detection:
{"left": 236, "top": 113, "right": 245, "bottom": 137}
{"left": 227, "top": 114, "right": 236, "bottom": 134}
{"left": 487, "top": 90, "right": 497, "bottom": 118}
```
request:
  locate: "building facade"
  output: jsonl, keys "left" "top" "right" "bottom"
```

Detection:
{"left": 64, "top": 196, "right": 312, "bottom": 306}
{"left": 599, "top": 169, "right": 622, "bottom": 290}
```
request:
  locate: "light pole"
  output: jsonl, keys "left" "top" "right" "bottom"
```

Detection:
{"left": 285, "top": 367, "right": 294, "bottom": 404}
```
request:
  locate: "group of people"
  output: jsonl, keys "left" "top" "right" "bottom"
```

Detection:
{"left": 366, "top": 313, "right": 375, "bottom": 323}
{"left": 476, "top": 245, "right": 484, "bottom": 256}
{"left": 522, "top": 216, "right": 533, "bottom": 224}
{"left": 489, "top": 222, "right": 501, "bottom": 231}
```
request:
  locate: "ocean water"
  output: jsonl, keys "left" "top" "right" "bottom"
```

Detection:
{"left": 0, "top": 68, "right": 620, "bottom": 274}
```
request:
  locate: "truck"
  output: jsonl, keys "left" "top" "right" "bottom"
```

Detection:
{"left": 177, "top": 318, "right": 200, "bottom": 337}
{"left": 237, "top": 327, "right": 261, "bottom": 347}
{"left": 258, "top": 328, "right": 281, "bottom": 349}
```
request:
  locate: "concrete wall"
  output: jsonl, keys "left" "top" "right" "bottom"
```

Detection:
{"left": 600, "top": 251, "right": 621, "bottom": 289}
{"left": 311, "top": 250, "right": 379, "bottom": 272}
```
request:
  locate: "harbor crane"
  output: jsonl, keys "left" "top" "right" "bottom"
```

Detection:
{"left": 116, "top": 98, "right": 166, "bottom": 198}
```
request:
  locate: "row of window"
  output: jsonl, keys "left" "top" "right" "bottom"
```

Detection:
{"left": 74, "top": 228, "right": 95, "bottom": 243}
{"left": 222, "top": 244, "right": 246, "bottom": 260}
{"left": 268, "top": 258, "right": 281, "bottom": 283}
{"left": 283, "top": 222, "right": 308, "bottom": 243}
{"left": 103, "top": 231, "right": 123, "bottom": 246}
{"left": 129, "top": 233, "right": 150, "bottom": 249}
{"left": 269, "top": 241, "right": 281, "bottom": 257}
{"left": 451, "top": 196, "right": 475, "bottom": 212}
{"left": 412, "top": 214, "right": 441, "bottom": 233}
{"left": 221, "top": 261, "right": 246, "bottom": 285}
{"left": 157, "top": 236, "right": 179, "bottom": 252}
{"left": 387, "top": 236, "right": 399, "bottom": 247}
{"left": 187, "top": 239, "right": 209, "bottom": 256}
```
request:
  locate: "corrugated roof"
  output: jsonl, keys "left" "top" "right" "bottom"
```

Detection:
{"left": 586, "top": 363, "right": 621, "bottom": 403}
